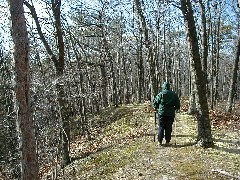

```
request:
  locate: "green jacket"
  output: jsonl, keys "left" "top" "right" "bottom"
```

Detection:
{"left": 152, "top": 82, "right": 180, "bottom": 117}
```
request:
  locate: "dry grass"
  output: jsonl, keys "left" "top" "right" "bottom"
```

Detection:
{"left": 64, "top": 103, "right": 240, "bottom": 179}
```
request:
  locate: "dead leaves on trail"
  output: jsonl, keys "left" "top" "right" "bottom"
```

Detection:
{"left": 179, "top": 98, "right": 240, "bottom": 130}
{"left": 210, "top": 109, "right": 240, "bottom": 130}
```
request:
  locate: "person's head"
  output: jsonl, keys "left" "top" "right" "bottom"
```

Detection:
{"left": 162, "top": 82, "right": 170, "bottom": 90}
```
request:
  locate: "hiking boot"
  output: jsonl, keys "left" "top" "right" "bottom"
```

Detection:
{"left": 165, "top": 142, "right": 170, "bottom": 146}
{"left": 159, "top": 141, "right": 163, "bottom": 146}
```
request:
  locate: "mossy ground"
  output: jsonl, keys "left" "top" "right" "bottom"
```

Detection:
{"left": 64, "top": 103, "right": 240, "bottom": 179}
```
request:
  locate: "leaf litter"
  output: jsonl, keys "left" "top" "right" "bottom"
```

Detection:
{"left": 62, "top": 102, "right": 240, "bottom": 180}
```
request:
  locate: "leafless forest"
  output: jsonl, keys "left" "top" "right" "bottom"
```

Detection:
{"left": 0, "top": 0, "right": 239, "bottom": 179}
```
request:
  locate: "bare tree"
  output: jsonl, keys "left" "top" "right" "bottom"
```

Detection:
{"left": 226, "top": 24, "right": 240, "bottom": 112}
{"left": 180, "top": 0, "right": 214, "bottom": 148}
{"left": 134, "top": 0, "right": 158, "bottom": 101}
{"left": 8, "top": 0, "right": 39, "bottom": 178}
{"left": 199, "top": 0, "right": 208, "bottom": 84}
{"left": 24, "top": 0, "right": 71, "bottom": 166}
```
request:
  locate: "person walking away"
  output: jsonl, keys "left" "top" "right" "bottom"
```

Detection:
{"left": 152, "top": 82, "right": 180, "bottom": 145}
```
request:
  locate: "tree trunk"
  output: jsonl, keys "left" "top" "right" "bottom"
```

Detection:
{"left": 226, "top": 33, "right": 240, "bottom": 112}
{"left": 24, "top": 0, "right": 71, "bottom": 166}
{"left": 101, "top": 28, "right": 118, "bottom": 106}
{"left": 52, "top": 0, "right": 71, "bottom": 166}
{"left": 149, "top": 47, "right": 158, "bottom": 99}
{"left": 209, "top": 9, "right": 216, "bottom": 109}
{"left": 100, "top": 65, "right": 108, "bottom": 107}
{"left": 134, "top": 0, "right": 158, "bottom": 100}
{"left": 188, "top": 61, "right": 198, "bottom": 114}
{"left": 199, "top": 0, "right": 208, "bottom": 90}
{"left": 9, "top": 0, "right": 39, "bottom": 178}
{"left": 112, "top": 63, "right": 118, "bottom": 106}
{"left": 181, "top": 0, "right": 214, "bottom": 148}
{"left": 163, "top": 14, "right": 167, "bottom": 82}
{"left": 122, "top": 55, "right": 130, "bottom": 104}
{"left": 137, "top": 28, "right": 144, "bottom": 103}
{"left": 214, "top": 10, "right": 221, "bottom": 105}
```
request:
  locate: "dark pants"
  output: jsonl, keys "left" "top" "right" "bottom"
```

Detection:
{"left": 158, "top": 115, "right": 174, "bottom": 143}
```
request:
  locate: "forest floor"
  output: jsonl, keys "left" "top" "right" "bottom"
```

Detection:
{"left": 62, "top": 101, "right": 240, "bottom": 180}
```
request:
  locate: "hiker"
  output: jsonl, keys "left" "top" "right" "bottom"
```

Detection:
{"left": 152, "top": 82, "right": 180, "bottom": 145}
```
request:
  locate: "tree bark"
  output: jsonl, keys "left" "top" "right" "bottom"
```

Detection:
{"left": 188, "top": 61, "right": 198, "bottom": 114}
{"left": 137, "top": 27, "right": 144, "bottom": 103}
{"left": 102, "top": 34, "right": 118, "bottom": 106}
{"left": 100, "top": 65, "right": 109, "bottom": 107}
{"left": 214, "top": 9, "right": 221, "bottom": 106}
{"left": 134, "top": 0, "right": 158, "bottom": 100}
{"left": 24, "top": 0, "right": 71, "bottom": 166}
{"left": 9, "top": 0, "right": 39, "bottom": 178}
{"left": 181, "top": 0, "right": 214, "bottom": 148}
{"left": 52, "top": 0, "right": 71, "bottom": 166}
{"left": 226, "top": 33, "right": 240, "bottom": 112}
{"left": 199, "top": 0, "right": 208, "bottom": 89}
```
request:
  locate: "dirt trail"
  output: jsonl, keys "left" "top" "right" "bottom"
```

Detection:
{"left": 113, "top": 112, "right": 239, "bottom": 179}
{"left": 65, "top": 104, "right": 240, "bottom": 180}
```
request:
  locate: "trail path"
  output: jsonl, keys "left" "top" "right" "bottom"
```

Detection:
{"left": 65, "top": 104, "right": 240, "bottom": 180}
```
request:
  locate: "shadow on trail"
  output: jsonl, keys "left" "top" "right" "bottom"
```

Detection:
{"left": 211, "top": 138, "right": 240, "bottom": 155}
{"left": 213, "top": 138, "right": 240, "bottom": 145}
{"left": 213, "top": 145, "right": 240, "bottom": 155}
{"left": 175, "top": 134, "right": 197, "bottom": 138}
{"left": 165, "top": 142, "right": 197, "bottom": 148}
{"left": 71, "top": 145, "right": 113, "bottom": 162}
{"left": 145, "top": 133, "right": 197, "bottom": 148}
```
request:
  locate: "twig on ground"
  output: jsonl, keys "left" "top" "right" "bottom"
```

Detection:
{"left": 212, "top": 169, "right": 240, "bottom": 179}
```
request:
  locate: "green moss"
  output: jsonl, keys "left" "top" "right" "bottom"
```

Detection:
{"left": 73, "top": 141, "right": 141, "bottom": 179}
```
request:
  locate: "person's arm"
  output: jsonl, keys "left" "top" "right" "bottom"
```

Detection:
{"left": 174, "top": 93, "right": 180, "bottom": 111}
{"left": 175, "top": 94, "right": 180, "bottom": 111}
{"left": 152, "top": 93, "right": 161, "bottom": 110}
